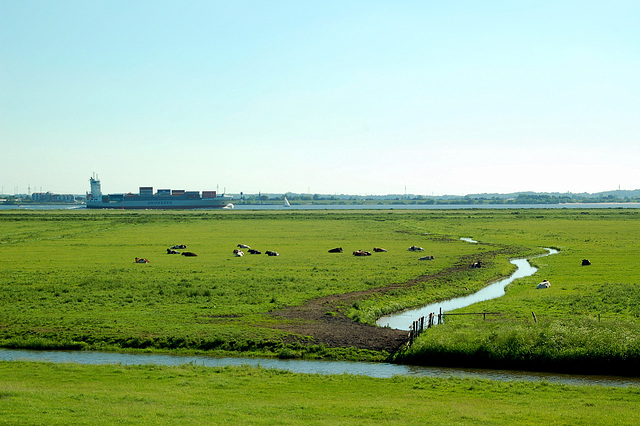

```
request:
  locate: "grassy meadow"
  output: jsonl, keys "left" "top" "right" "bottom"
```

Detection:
{"left": 0, "top": 209, "right": 497, "bottom": 359}
{"left": 1, "top": 208, "right": 640, "bottom": 371}
{"left": 1, "top": 361, "right": 639, "bottom": 425}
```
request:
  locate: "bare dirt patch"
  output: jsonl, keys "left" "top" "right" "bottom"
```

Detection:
{"left": 266, "top": 247, "right": 518, "bottom": 354}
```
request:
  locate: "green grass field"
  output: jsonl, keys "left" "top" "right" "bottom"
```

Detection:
{"left": 1, "top": 361, "right": 639, "bottom": 425}
{"left": 0, "top": 210, "right": 498, "bottom": 358}
{"left": 1, "top": 208, "right": 640, "bottom": 371}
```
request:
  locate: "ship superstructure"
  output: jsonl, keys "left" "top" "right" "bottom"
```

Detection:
{"left": 86, "top": 176, "right": 232, "bottom": 209}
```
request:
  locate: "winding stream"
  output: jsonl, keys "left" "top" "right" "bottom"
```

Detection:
{"left": 377, "top": 247, "right": 558, "bottom": 330}
{"left": 2, "top": 245, "right": 638, "bottom": 387}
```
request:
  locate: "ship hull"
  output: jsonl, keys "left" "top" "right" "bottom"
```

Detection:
{"left": 86, "top": 198, "right": 232, "bottom": 209}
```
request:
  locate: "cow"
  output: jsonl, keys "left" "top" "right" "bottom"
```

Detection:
{"left": 233, "top": 249, "right": 244, "bottom": 257}
{"left": 135, "top": 257, "right": 150, "bottom": 263}
{"left": 582, "top": 259, "right": 591, "bottom": 266}
{"left": 408, "top": 245, "right": 424, "bottom": 251}
{"left": 419, "top": 255, "right": 435, "bottom": 260}
{"left": 170, "top": 245, "right": 187, "bottom": 249}
{"left": 328, "top": 247, "right": 343, "bottom": 253}
{"left": 181, "top": 251, "right": 197, "bottom": 257}
{"left": 353, "top": 250, "right": 372, "bottom": 256}
{"left": 373, "top": 247, "right": 387, "bottom": 252}
{"left": 237, "top": 244, "right": 251, "bottom": 249}
{"left": 536, "top": 280, "right": 551, "bottom": 289}
{"left": 266, "top": 250, "right": 279, "bottom": 256}
{"left": 248, "top": 249, "right": 261, "bottom": 254}
{"left": 470, "top": 261, "right": 482, "bottom": 268}
{"left": 166, "top": 249, "right": 180, "bottom": 254}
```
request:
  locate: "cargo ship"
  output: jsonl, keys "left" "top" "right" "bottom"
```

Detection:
{"left": 86, "top": 176, "right": 233, "bottom": 209}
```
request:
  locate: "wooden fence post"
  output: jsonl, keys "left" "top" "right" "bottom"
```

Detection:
{"left": 409, "top": 324, "right": 414, "bottom": 345}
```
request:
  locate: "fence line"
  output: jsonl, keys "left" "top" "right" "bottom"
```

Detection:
{"left": 407, "top": 310, "right": 503, "bottom": 346}
{"left": 407, "top": 310, "right": 605, "bottom": 346}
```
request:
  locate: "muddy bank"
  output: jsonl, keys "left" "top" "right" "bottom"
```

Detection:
{"left": 267, "top": 247, "right": 521, "bottom": 354}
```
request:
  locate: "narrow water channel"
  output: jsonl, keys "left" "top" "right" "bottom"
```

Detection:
{"left": 2, "top": 348, "right": 639, "bottom": 387}
{"left": 377, "top": 247, "right": 558, "bottom": 330}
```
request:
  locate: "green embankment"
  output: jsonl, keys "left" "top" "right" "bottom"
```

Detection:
{"left": 1, "top": 362, "right": 639, "bottom": 425}
{"left": 1, "top": 209, "right": 640, "bottom": 372}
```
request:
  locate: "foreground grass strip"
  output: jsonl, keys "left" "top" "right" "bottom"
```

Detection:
{"left": 1, "top": 361, "right": 639, "bottom": 425}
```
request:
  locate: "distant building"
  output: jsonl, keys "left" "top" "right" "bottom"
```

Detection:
{"left": 31, "top": 192, "right": 76, "bottom": 203}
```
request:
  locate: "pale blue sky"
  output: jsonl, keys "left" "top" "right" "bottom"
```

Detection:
{"left": 1, "top": 1, "right": 638, "bottom": 196}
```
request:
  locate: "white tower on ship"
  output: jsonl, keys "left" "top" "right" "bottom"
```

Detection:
{"left": 88, "top": 174, "right": 102, "bottom": 201}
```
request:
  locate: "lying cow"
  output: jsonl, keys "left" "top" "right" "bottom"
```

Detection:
{"left": 470, "top": 261, "right": 482, "bottom": 268}
{"left": 353, "top": 250, "right": 372, "bottom": 256}
{"left": 248, "top": 249, "right": 261, "bottom": 254}
{"left": 237, "top": 244, "right": 251, "bottom": 249}
{"left": 408, "top": 245, "right": 424, "bottom": 251}
{"left": 419, "top": 255, "right": 435, "bottom": 260}
{"left": 170, "top": 244, "right": 187, "bottom": 249}
{"left": 536, "top": 280, "right": 551, "bottom": 289}
{"left": 373, "top": 247, "right": 387, "bottom": 252}
{"left": 266, "top": 250, "right": 279, "bottom": 256}
{"left": 328, "top": 247, "right": 343, "bottom": 253}
{"left": 181, "top": 251, "right": 197, "bottom": 257}
{"left": 582, "top": 259, "right": 591, "bottom": 266}
{"left": 233, "top": 249, "right": 244, "bottom": 257}
{"left": 135, "top": 257, "right": 150, "bottom": 263}
{"left": 167, "top": 249, "right": 180, "bottom": 254}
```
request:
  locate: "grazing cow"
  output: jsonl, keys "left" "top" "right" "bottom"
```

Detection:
{"left": 470, "top": 261, "right": 482, "bottom": 268}
{"left": 265, "top": 250, "right": 279, "bottom": 256}
{"left": 536, "top": 280, "right": 551, "bottom": 289}
{"left": 328, "top": 247, "right": 343, "bottom": 253}
{"left": 166, "top": 249, "right": 180, "bottom": 254}
{"left": 419, "top": 255, "right": 435, "bottom": 260}
{"left": 353, "top": 250, "right": 372, "bottom": 256}
{"left": 181, "top": 251, "right": 197, "bottom": 257}
{"left": 582, "top": 259, "right": 591, "bottom": 266}
{"left": 248, "top": 249, "right": 261, "bottom": 254}
{"left": 233, "top": 249, "right": 244, "bottom": 257}
{"left": 170, "top": 244, "right": 187, "bottom": 250}
{"left": 373, "top": 247, "right": 387, "bottom": 252}
{"left": 237, "top": 244, "right": 251, "bottom": 249}
{"left": 135, "top": 257, "right": 150, "bottom": 263}
{"left": 408, "top": 245, "right": 424, "bottom": 251}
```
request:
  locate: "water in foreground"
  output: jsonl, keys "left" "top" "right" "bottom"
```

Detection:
{"left": 1, "top": 348, "right": 639, "bottom": 388}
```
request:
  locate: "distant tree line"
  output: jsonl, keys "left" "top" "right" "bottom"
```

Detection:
{"left": 237, "top": 192, "right": 640, "bottom": 205}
